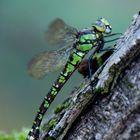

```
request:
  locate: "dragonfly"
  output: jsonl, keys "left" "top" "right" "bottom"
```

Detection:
{"left": 27, "top": 17, "right": 121, "bottom": 140}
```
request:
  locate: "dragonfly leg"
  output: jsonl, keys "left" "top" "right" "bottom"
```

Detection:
{"left": 87, "top": 47, "right": 113, "bottom": 93}
{"left": 88, "top": 56, "right": 92, "bottom": 81}
{"left": 88, "top": 55, "right": 94, "bottom": 94}
{"left": 99, "top": 44, "right": 117, "bottom": 53}
{"left": 99, "top": 48, "right": 116, "bottom": 52}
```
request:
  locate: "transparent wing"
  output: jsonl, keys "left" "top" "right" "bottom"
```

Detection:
{"left": 28, "top": 18, "right": 77, "bottom": 79}
{"left": 28, "top": 47, "right": 72, "bottom": 80}
{"left": 45, "top": 18, "right": 78, "bottom": 47}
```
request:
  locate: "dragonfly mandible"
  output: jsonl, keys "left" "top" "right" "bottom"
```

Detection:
{"left": 27, "top": 17, "right": 120, "bottom": 140}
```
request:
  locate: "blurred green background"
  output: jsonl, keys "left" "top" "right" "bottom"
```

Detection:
{"left": 0, "top": 0, "right": 139, "bottom": 132}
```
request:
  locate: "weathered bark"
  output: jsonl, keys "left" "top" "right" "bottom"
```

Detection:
{"left": 41, "top": 12, "right": 140, "bottom": 140}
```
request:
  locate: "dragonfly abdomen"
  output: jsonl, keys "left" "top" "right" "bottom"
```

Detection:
{"left": 27, "top": 49, "right": 86, "bottom": 140}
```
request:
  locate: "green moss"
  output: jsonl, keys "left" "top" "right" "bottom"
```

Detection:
{"left": 123, "top": 77, "right": 134, "bottom": 89}
{"left": 0, "top": 128, "right": 29, "bottom": 140}
{"left": 42, "top": 118, "right": 58, "bottom": 132}
{"left": 54, "top": 101, "right": 70, "bottom": 114}
{"left": 48, "top": 119, "right": 57, "bottom": 129}
{"left": 47, "top": 136, "right": 56, "bottom": 140}
{"left": 42, "top": 99, "right": 71, "bottom": 134}
{"left": 102, "top": 64, "right": 120, "bottom": 94}
{"left": 95, "top": 87, "right": 103, "bottom": 94}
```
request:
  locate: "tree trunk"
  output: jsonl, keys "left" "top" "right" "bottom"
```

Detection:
{"left": 41, "top": 12, "right": 140, "bottom": 140}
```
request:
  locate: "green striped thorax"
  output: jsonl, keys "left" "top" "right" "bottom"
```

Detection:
{"left": 76, "top": 30, "right": 103, "bottom": 52}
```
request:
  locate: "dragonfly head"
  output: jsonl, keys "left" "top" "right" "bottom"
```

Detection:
{"left": 92, "top": 18, "right": 112, "bottom": 34}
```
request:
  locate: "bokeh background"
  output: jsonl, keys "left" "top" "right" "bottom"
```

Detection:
{"left": 0, "top": 0, "right": 139, "bottom": 132}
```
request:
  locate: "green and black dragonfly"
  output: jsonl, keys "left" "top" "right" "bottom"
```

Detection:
{"left": 27, "top": 18, "right": 121, "bottom": 140}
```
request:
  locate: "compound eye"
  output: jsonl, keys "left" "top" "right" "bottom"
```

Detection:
{"left": 95, "top": 20, "right": 104, "bottom": 28}
{"left": 105, "top": 25, "right": 112, "bottom": 34}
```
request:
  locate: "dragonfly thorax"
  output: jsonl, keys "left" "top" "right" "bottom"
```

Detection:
{"left": 76, "top": 29, "right": 104, "bottom": 52}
